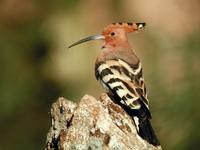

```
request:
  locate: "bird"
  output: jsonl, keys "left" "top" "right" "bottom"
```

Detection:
{"left": 68, "top": 22, "right": 160, "bottom": 146}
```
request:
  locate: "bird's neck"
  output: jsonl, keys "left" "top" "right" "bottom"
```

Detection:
{"left": 98, "top": 43, "right": 139, "bottom": 65}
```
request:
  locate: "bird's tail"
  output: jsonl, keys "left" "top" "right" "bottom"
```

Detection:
{"left": 106, "top": 93, "right": 160, "bottom": 146}
{"left": 133, "top": 116, "right": 160, "bottom": 146}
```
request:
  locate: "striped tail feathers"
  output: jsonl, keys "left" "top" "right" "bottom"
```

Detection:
{"left": 108, "top": 93, "right": 160, "bottom": 146}
{"left": 133, "top": 101, "right": 160, "bottom": 146}
{"left": 122, "top": 80, "right": 160, "bottom": 146}
{"left": 136, "top": 116, "right": 160, "bottom": 146}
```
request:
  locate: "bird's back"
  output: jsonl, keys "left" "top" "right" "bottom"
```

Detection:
{"left": 95, "top": 48, "right": 148, "bottom": 109}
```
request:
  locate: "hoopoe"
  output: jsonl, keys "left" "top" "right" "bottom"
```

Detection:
{"left": 68, "top": 22, "right": 160, "bottom": 146}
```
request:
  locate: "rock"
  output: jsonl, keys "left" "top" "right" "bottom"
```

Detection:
{"left": 45, "top": 93, "right": 162, "bottom": 150}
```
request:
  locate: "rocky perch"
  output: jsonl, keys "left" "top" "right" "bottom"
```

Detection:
{"left": 45, "top": 93, "right": 162, "bottom": 150}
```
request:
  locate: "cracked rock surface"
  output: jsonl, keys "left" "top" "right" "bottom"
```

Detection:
{"left": 45, "top": 93, "right": 162, "bottom": 150}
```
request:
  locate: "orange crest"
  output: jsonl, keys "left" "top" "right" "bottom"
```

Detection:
{"left": 103, "top": 22, "right": 146, "bottom": 35}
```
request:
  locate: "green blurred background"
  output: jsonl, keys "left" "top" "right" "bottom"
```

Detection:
{"left": 0, "top": 0, "right": 199, "bottom": 149}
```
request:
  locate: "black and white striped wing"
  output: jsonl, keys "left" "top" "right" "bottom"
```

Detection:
{"left": 95, "top": 59, "right": 150, "bottom": 116}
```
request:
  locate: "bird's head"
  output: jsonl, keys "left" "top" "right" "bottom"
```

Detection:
{"left": 68, "top": 22, "right": 145, "bottom": 48}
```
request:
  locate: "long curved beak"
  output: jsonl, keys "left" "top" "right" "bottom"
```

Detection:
{"left": 68, "top": 34, "right": 105, "bottom": 48}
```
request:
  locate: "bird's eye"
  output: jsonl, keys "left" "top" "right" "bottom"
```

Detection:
{"left": 110, "top": 32, "right": 115, "bottom": 36}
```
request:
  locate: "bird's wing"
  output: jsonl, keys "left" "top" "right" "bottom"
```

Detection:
{"left": 95, "top": 58, "right": 151, "bottom": 118}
